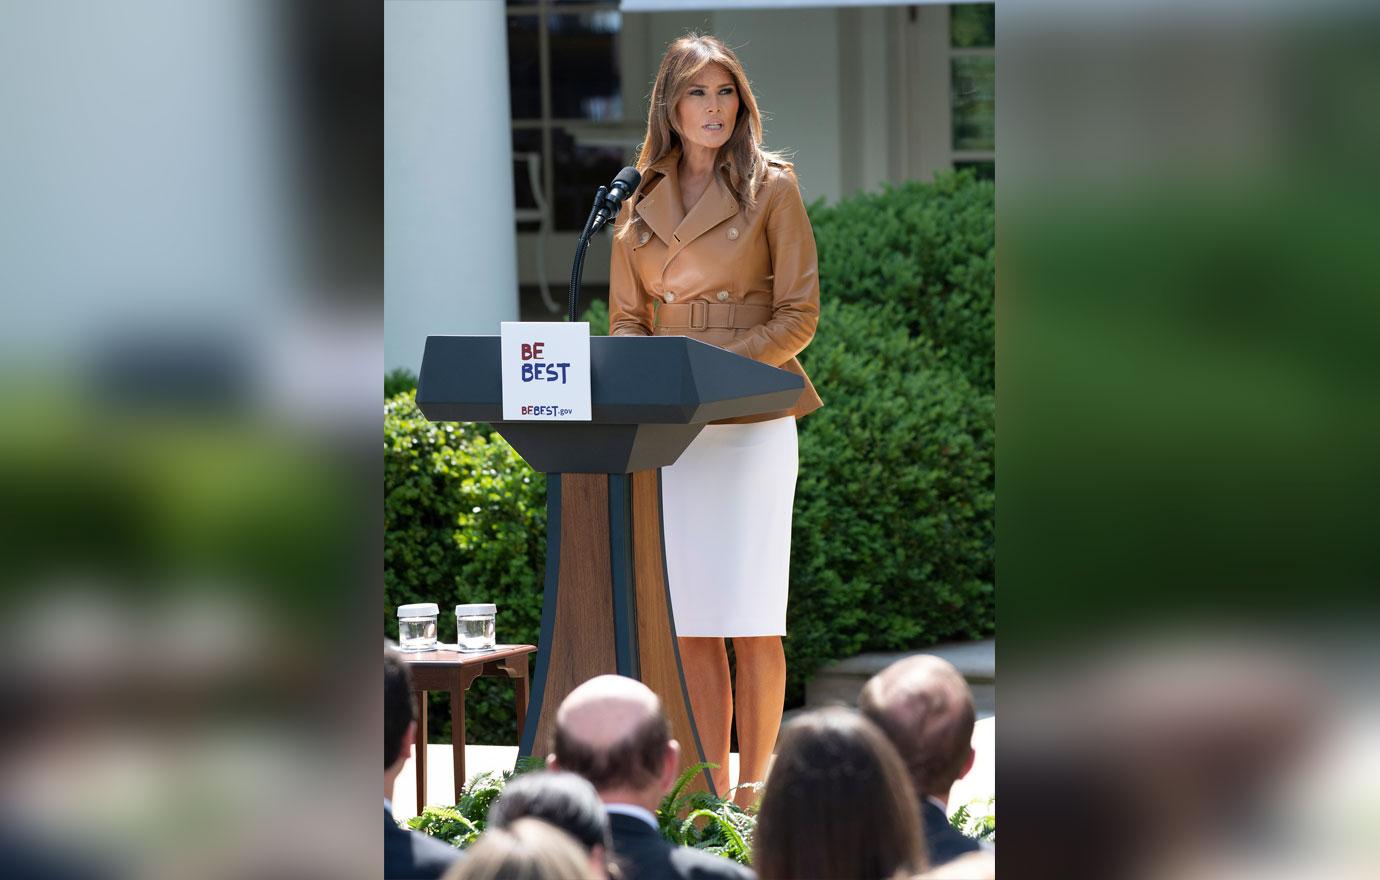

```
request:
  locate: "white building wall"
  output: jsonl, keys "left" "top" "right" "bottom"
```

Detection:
{"left": 385, "top": 0, "right": 517, "bottom": 374}
{"left": 708, "top": 8, "right": 843, "bottom": 205}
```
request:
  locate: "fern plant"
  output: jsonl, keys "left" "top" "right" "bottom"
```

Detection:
{"left": 656, "top": 763, "right": 757, "bottom": 866}
{"left": 949, "top": 795, "right": 996, "bottom": 842}
{"left": 405, "top": 805, "right": 481, "bottom": 849}
{"left": 405, "top": 755, "right": 545, "bottom": 846}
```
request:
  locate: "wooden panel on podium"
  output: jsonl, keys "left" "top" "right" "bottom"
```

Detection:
{"left": 630, "top": 469, "right": 715, "bottom": 795}
{"left": 527, "top": 474, "right": 617, "bottom": 759}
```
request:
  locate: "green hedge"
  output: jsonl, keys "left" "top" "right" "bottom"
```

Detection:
{"left": 809, "top": 170, "right": 994, "bottom": 390}
{"left": 787, "top": 299, "right": 994, "bottom": 700}
{"left": 386, "top": 367, "right": 418, "bottom": 398}
{"left": 384, "top": 398, "right": 547, "bottom": 744}
{"left": 385, "top": 171, "right": 994, "bottom": 744}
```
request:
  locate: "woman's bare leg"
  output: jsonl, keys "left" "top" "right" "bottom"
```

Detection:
{"left": 677, "top": 636, "right": 733, "bottom": 795}
{"left": 731, "top": 635, "right": 786, "bottom": 808}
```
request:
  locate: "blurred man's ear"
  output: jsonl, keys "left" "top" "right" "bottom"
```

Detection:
{"left": 959, "top": 747, "right": 976, "bottom": 780}
{"left": 660, "top": 739, "right": 682, "bottom": 790}
{"left": 389, "top": 721, "right": 418, "bottom": 773}
{"left": 547, "top": 754, "right": 560, "bottom": 771}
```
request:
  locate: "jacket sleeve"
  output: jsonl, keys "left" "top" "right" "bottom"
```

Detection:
{"left": 608, "top": 209, "right": 653, "bottom": 337}
{"left": 722, "top": 170, "right": 820, "bottom": 366}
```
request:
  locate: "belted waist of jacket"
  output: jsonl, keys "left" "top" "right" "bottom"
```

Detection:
{"left": 607, "top": 148, "right": 823, "bottom": 426}
{"left": 652, "top": 298, "right": 820, "bottom": 425}
{"left": 656, "top": 300, "right": 772, "bottom": 332}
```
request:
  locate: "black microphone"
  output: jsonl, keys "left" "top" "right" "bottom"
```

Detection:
{"left": 589, "top": 166, "right": 641, "bottom": 234}
{"left": 571, "top": 166, "right": 641, "bottom": 321}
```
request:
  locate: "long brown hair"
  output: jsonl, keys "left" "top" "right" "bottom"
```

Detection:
{"left": 633, "top": 33, "right": 789, "bottom": 211}
{"left": 754, "top": 707, "right": 928, "bottom": 880}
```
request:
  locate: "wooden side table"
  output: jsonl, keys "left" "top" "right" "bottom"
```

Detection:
{"left": 402, "top": 643, "right": 536, "bottom": 814}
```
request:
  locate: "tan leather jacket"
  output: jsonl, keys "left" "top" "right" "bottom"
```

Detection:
{"left": 608, "top": 149, "right": 823, "bottom": 424}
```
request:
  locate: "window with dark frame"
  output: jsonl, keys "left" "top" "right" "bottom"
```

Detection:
{"left": 950, "top": 4, "right": 995, "bottom": 180}
{"left": 506, "top": 1, "right": 625, "bottom": 233}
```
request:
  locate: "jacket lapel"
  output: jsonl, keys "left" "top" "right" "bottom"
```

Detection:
{"left": 666, "top": 172, "right": 738, "bottom": 264}
{"left": 633, "top": 178, "right": 679, "bottom": 247}
{"left": 632, "top": 151, "right": 682, "bottom": 246}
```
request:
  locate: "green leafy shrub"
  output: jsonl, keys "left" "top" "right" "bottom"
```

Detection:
{"left": 386, "top": 367, "right": 418, "bottom": 398}
{"left": 384, "top": 393, "right": 547, "bottom": 744}
{"left": 808, "top": 170, "right": 994, "bottom": 390}
{"left": 787, "top": 299, "right": 995, "bottom": 704}
{"left": 2, "top": 398, "right": 355, "bottom": 616}
{"left": 581, "top": 298, "right": 610, "bottom": 336}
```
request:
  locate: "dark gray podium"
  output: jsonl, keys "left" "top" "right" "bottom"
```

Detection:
{"left": 415, "top": 335, "right": 803, "bottom": 795}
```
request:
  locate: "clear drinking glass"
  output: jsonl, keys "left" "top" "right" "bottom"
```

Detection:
{"left": 396, "top": 603, "right": 439, "bottom": 652}
{"left": 454, "top": 603, "right": 497, "bottom": 653}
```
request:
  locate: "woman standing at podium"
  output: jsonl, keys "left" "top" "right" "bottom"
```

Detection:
{"left": 608, "top": 33, "right": 822, "bottom": 805}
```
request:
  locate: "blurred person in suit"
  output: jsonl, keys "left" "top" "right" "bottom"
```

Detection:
{"left": 859, "top": 656, "right": 984, "bottom": 867}
{"left": 444, "top": 817, "right": 596, "bottom": 880}
{"left": 386, "top": 642, "right": 464, "bottom": 879}
{"left": 753, "top": 706, "right": 927, "bottom": 879}
{"left": 551, "top": 675, "right": 754, "bottom": 880}
{"left": 486, "top": 770, "right": 613, "bottom": 878}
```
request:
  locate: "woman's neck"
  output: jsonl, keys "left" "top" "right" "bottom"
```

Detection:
{"left": 678, "top": 142, "right": 718, "bottom": 182}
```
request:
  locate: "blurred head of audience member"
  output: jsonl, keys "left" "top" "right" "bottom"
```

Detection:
{"left": 552, "top": 675, "right": 754, "bottom": 880}
{"left": 550, "top": 675, "right": 679, "bottom": 810}
{"left": 385, "top": 640, "right": 417, "bottom": 795}
{"left": 446, "top": 817, "right": 596, "bottom": 880}
{"left": 1002, "top": 644, "right": 1322, "bottom": 879}
{"left": 486, "top": 770, "right": 613, "bottom": 879}
{"left": 859, "top": 655, "right": 981, "bottom": 866}
{"left": 385, "top": 641, "right": 463, "bottom": 879}
{"left": 754, "top": 706, "right": 926, "bottom": 880}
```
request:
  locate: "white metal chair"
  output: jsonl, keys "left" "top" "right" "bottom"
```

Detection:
{"left": 513, "top": 151, "right": 560, "bottom": 315}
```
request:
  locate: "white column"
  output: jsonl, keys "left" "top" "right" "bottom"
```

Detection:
{"left": 838, "top": 6, "right": 894, "bottom": 199}
{"left": 386, "top": 0, "right": 518, "bottom": 374}
{"left": 906, "top": 4, "right": 953, "bottom": 182}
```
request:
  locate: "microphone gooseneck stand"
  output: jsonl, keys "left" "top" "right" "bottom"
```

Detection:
{"left": 568, "top": 185, "right": 608, "bottom": 323}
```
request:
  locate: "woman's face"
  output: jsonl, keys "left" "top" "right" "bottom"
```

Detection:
{"left": 673, "top": 62, "right": 740, "bottom": 156}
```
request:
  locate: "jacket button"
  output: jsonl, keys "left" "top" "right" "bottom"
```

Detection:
{"left": 664, "top": 292, "right": 675, "bottom": 302}
{"left": 726, "top": 227, "right": 739, "bottom": 241}
{"left": 716, "top": 290, "right": 730, "bottom": 302}
{"left": 639, "top": 231, "right": 650, "bottom": 245}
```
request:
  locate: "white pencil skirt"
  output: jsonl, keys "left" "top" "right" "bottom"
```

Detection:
{"left": 661, "top": 416, "right": 798, "bottom": 638}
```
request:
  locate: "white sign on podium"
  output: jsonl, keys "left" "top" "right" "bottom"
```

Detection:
{"left": 500, "top": 322, "right": 593, "bottom": 421}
